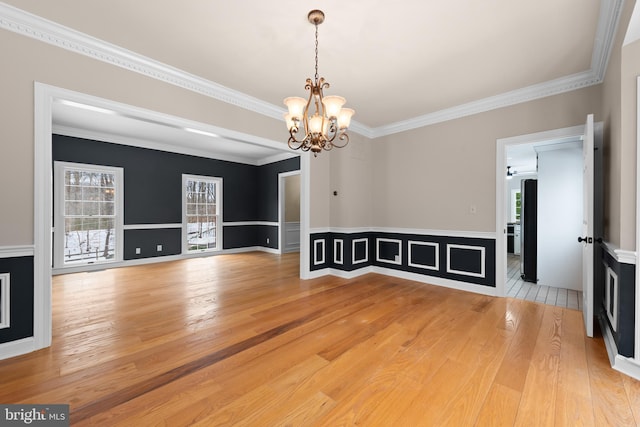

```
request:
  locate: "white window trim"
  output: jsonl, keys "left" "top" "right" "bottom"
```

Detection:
{"left": 53, "top": 161, "right": 124, "bottom": 269}
{"left": 182, "top": 174, "right": 223, "bottom": 254}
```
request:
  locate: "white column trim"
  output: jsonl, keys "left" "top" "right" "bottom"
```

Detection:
{"left": 635, "top": 75, "right": 640, "bottom": 362}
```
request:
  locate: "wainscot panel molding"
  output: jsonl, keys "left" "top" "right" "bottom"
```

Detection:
{"left": 309, "top": 229, "right": 496, "bottom": 293}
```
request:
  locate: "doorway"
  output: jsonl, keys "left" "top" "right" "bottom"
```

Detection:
{"left": 496, "top": 124, "right": 589, "bottom": 308}
{"left": 32, "top": 83, "right": 312, "bottom": 357}
{"left": 279, "top": 171, "right": 301, "bottom": 254}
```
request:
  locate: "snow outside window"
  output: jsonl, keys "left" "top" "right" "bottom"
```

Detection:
{"left": 53, "top": 162, "right": 123, "bottom": 268}
{"left": 183, "top": 175, "right": 222, "bottom": 253}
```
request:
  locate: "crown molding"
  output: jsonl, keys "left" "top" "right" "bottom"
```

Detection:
{"left": 371, "top": 70, "right": 602, "bottom": 138}
{"left": 0, "top": 0, "right": 622, "bottom": 139}
{"left": 369, "top": 0, "right": 622, "bottom": 138}
{"left": 0, "top": 2, "right": 284, "bottom": 120}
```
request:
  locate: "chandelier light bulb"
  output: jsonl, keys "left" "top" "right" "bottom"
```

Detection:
{"left": 322, "top": 96, "right": 346, "bottom": 119}
{"left": 337, "top": 108, "right": 355, "bottom": 130}
{"left": 283, "top": 97, "right": 307, "bottom": 120}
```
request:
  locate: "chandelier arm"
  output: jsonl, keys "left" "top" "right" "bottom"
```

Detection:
{"left": 323, "top": 120, "right": 339, "bottom": 143}
{"left": 330, "top": 131, "right": 350, "bottom": 149}
{"left": 288, "top": 134, "right": 311, "bottom": 151}
{"left": 288, "top": 127, "right": 309, "bottom": 145}
{"left": 303, "top": 79, "right": 315, "bottom": 139}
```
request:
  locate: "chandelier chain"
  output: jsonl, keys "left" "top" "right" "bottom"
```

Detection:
{"left": 314, "top": 23, "right": 319, "bottom": 84}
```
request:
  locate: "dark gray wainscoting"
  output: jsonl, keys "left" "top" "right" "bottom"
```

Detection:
{"left": 600, "top": 248, "right": 636, "bottom": 358}
{"left": 0, "top": 255, "right": 34, "bottom": 344}
{"left": 310, "top": 231, "right": 496, "bottom": 288}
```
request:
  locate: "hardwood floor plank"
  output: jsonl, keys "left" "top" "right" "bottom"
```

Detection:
{"left": 0, "top": 252, "right": 636, "bottom": 426}
{"left": 493, "top": 300, "right": 546, "bottom": 393}
{"left": 555, "top": 308, "right": 595, "bottom": 426}
{"left": 475, "top": 383, "right": 521, "bottom": 427}
{"left": 190, "top": 355, "right": 330, "bottom": 426}
{"left": 513, "top": 305, "right": 563, "bottom": 426}
{"left": 623, "top": 374, "right": 640, "bottom": 425}
{"left": 585, "top": 328, "right": 636, "bottom": 426}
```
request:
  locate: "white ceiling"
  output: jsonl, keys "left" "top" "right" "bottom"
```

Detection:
{"left": 1, "top": 1, "right": 619, "bottom": 163}
{"left": 52, "top": 100, "right": 296, "bottom": 166}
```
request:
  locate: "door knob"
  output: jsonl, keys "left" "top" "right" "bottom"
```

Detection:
{"left": 578, "top": 236, "right": 587, "bottom": 242}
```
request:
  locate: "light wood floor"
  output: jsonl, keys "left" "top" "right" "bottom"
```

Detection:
{"left": 0, "top": 252, "right": 638, "bottom": 426}
{"left": 506, "top": 254, "right": 583, "bottom": 310}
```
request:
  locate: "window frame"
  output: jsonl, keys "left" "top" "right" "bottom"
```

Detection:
{"left": 182, "top": 174, "right": 223, "bottom": 254}
{"left": 53, "top": 161, "right": 124, "bottom": 269}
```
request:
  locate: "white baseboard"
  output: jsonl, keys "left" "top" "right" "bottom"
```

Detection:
{"left": 307, "top": 265, "right": 497, "bottom": 297}
{"left": 0, "top": 337, "right": 37, "bottom": 361}
{"left": 371, "top": 266, "right": 498, "bottom": 296}
{"left": 599, "top": 314, "right": 640, "bottom": 380}
{"left": 52, "top": 246, "right": 281, "bottom": 275}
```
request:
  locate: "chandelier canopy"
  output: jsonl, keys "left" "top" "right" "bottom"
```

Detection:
{"left": 284, "top": 10, "right": 355, "bottom": 156}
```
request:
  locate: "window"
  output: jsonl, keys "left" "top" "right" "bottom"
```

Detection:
{"left": 183, "top": 175, "right": 222, "bottom": 252}
{"left": 53, "top": 162, "right": 123, "bottom": 268}
{"left": 511, "top": 189, "right": 522, "bottom": 222}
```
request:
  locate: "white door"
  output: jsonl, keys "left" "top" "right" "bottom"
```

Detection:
{"left": 581, "top": 114, "right": 595, "bottom": 337}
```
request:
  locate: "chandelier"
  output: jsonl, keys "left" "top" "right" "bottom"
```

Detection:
{"left": 283, "top": 10, "right": 355, "bottom": 156}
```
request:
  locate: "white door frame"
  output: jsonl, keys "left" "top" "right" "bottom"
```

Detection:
{"left": 496, "top": 124, "right": 586, "bottom": 297}
{"left": 636, "top": 76, "right": 640, "bottom": 360}
{"left": 278, "top": 170, "right": 301, "bottom": 254}
{"left": 30, "top": 82, "right": 311, "bottom": 358}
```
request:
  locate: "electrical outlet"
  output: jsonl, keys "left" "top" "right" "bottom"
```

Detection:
{"left": 135, "top": 248, "right": 141, "bottom": 255}
{"left": 266, "top": 238, "right": 270, "bottom": 244}
{"left": 157, "top": 244, "right": 162, "bottom": 252}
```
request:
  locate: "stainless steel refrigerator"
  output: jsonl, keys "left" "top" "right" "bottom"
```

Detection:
{"left": 520, "top": 179, "right": 537, "bottom": 283}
